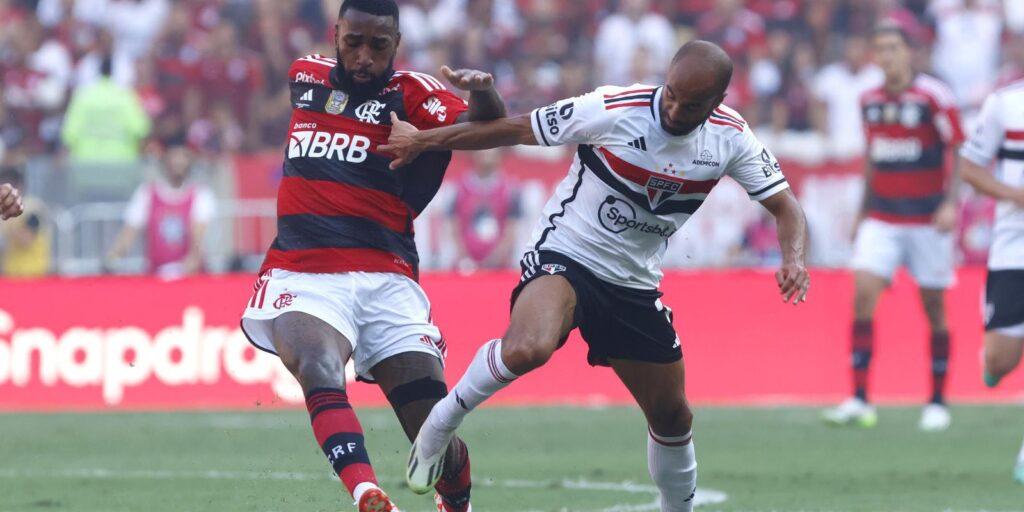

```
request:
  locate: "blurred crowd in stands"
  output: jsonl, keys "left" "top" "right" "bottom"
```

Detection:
{"left": 0, "top": 0, "right": 1020, "bottom": 276}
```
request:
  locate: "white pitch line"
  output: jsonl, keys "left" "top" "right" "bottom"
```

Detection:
{"left": 0, "top": 468, "right": 728, "bottom": 510}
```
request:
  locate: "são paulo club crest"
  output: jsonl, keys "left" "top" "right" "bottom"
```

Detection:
{"left": 645, "top": 175, "right": 683, "bottom": 209}
{"left": 541, "top": 263, "right": 566, "bottom": 274}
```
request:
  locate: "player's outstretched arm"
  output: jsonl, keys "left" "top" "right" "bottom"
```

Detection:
{"left": 0, "top": 182, "right": 24, "bottom": 220}
{"left": 960, "top": 156, "right": 1024, "bottom": 208}
{"left": 382, "top": 112, "right": 537, "bottom": 169}
{"left": 760, "top": 188, "right": 810, "bottom": 305}
{"left": 441, "top": 66, "right": 507, "bottom": 122}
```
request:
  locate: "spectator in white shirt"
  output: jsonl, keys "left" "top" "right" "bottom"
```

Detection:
{"left": 812, "top": 35, "right": 884, "bottom": 160}
{"left": 930, "top": 0, "right": 1003, "bottom": 110}
{"left": 593, "top": 0, "right": 676, "bottom": 86}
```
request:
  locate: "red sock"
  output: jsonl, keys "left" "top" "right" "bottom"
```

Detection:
{"left": 930, "top": 331, "right": 950, "bottom": 404}
{"left": 435, "top": 439, "right": 472, "bottom": 512}
{"left": 306, "top": 388, "right": 377, "bottom": 496}
{"left": 851, "top": 320, "right": 874, "bottom": 401}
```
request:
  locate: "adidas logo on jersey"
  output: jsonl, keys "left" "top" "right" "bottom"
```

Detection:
{"left": 628, "top": 137, "right": 647, "bottom": 151}
{"left": 288, "top": 131, "right": 371, "bottom": 163}
{"left": 296, "top": 89, "right": 315, "bottom": 107}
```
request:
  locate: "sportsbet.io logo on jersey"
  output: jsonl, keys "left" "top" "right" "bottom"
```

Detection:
{"left": 599, "top": 195, "right": 676, "bottom": 238}
{"left": 288, "top": 130, "right": 371, "bottom": 163}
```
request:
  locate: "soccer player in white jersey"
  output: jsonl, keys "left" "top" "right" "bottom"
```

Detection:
{"left": 381, "top": 41, "right": 810, "bottom": 511}
{"left": 958, "top": 80, "right": 1024, "bottom": 484}
{"left": 0, "top": 182, "right": 23, "bottom": 220}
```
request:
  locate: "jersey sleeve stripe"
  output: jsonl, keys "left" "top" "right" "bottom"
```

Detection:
{"left": 748, "top": 178, "right": 788, "bottom": 198}
{"left": 532, "top": 108, "right": 551, "bottom": 146}
{"left": 398, "top": 71, "right": 436, "bottom": 91}
{"left": 712, "top": 109, "right": 745, "bottom": 126}
{"left": 707, "top": 118, "right": 743, "bottom": 132}
{"left": 606, "top": 101, "right": 652, "bottom": 110}
{"left": 1006, "top": 130, "right": 1024, "bottom": 141}
{"left": 417, "top": 72, "right": 445, "bottom": 90}
{"left": 603, "top": 87, "right": 658, "bottom": 98}
{"left": 299, "top": 57, "right": 335, "bottom": 68}
{"left": 604, "top": 93, "right": 655, "bottom": 103}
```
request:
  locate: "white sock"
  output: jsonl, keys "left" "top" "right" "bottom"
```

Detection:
{"left": 647, "top": 427, "right": 697, "bottom": 512}
{"left": 422, "top": 339, "right": 518, "bottom": 456}
{"left": 352, "top": 482, "right": 379, "bottom": 504}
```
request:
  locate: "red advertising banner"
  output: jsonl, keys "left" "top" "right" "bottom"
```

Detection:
{"left": 0, "top": 269, "right": 1020, "bottom": 411}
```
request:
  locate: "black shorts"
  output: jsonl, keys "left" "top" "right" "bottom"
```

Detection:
{"left": 510, "top": 250, "right": 681, "bottom": 366}
{"left": 985, "top": 269, "right": 1024, "bottom": 331}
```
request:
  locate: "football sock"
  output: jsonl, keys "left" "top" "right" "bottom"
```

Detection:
{"left": 423, "top": 339, "right": 517, "bottom": 456}
{"left": 851, "top": 319, "right": 874, "bottom": 402}
{"left": 305, "top": 387, "right": 377, "bottom": 498}
{"left": 647, "top": 427, "right": 697, "bottom": 512}
{"left": 930, "top": 330, "right": 950, "bottom": 404}
{"left": 435, "top": 438, "right": 472, "bottom": 512}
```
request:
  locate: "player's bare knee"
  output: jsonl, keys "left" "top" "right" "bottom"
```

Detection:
{"left": 984, "top": 348, "right": 1016, "bottom": 380}
{"left": 647, "top": 400, "right": 693, "bottom": 436}
{"left": 500, "top": 333, "right": 556, "bottom": 374}
{"left": 275, "top": 341, "right": 345, "bottom": 391}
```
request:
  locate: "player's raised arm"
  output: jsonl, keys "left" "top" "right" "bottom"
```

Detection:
{"left": 383, "top": 113, "right": 536, "bottom": 168}
{"left": 383, "top": 89, "right": 616, "bottom": 169}
{"left": 442, "top": 65, "right": 507, "bottom": 122}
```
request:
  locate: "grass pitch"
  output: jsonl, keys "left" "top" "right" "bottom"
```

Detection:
{"left": 1, "top": 405, "right": 1022, "bottom": 512}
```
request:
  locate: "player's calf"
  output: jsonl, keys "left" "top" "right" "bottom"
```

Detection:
{"left": 982, "top": 332, "right": 1024, "bottom": 387}
{"left": 271, "top": 313, "right": 387, "bottom": 506}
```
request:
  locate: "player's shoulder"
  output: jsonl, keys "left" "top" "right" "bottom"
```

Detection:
{"left": 993, "top": 78, "right": 1024, "bottom": 101}
{"left": 912, "top": 74, "right": 957, "bottom": 108}
{"left": 860, "top": 85, "right": 887, "bottom": 104}
{"left": 706, "top": 104, "right": 748, "bottom": 136}
{"left": 391, "top": 69, "right": 449, "bottom": 96}
{"left": 592, "top": 83, "right": 659, "bottom": 113}
{"left": 289, "top": 54, "right": 334, "bottom": 85}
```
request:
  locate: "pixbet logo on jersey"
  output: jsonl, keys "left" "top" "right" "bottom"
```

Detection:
{"left": 288, "top": 131, "right": 371, "bottom": 163}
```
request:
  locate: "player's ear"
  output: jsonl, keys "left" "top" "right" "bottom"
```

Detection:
{"left": 394, "top": 30, "right": 402, "bottom": 51}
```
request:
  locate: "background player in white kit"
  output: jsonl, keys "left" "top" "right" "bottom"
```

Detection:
{"left": 382, "top": 41, "right": 810, "bottom": 511}
{"left": 958, "top": 81, "right": 1024, "bottom": 484}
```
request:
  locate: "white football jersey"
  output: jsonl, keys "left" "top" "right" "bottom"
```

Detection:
{"left": 960, "top": 80, "right": 1024, "bottom": 271}
{"left": 527, "top": 85, "right": 789, "bottom": 289}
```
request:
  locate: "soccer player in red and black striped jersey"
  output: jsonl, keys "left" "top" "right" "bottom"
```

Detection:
{"left": 239, "top": 1, "right": 505, "bottom": 510}
{"left": 823, "top": 22, "right": 965, "bottom": 432}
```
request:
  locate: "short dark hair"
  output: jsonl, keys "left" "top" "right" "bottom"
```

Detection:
{"left": 872, "top": 20, "right": 915, "bottom": 47}
{"left": 339, "top": 0, "right": 399, "bottom": 24}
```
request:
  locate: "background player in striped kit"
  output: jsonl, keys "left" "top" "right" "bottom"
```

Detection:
{"left": 823, "top": 22, "right": 965, "bottom": 432}
{"left": 958, "top": 79, "right": 1024, "bottom": 484}
{"left": 239, "top": 1, "right": 506, "bottom": 510}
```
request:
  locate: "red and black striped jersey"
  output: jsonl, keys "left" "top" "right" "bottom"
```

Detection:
{"left": 259, "top": 54, "right": 468, "bottom": 279}
{"left": 861, "top": 74, "right": 964, "bottom": 224}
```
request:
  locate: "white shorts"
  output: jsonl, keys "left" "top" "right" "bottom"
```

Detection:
{"left": 240, "top": 269, "right": 446, "bottom": 380}
{"left": 851, "top": 218, "right": 956, "bottom": 289}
